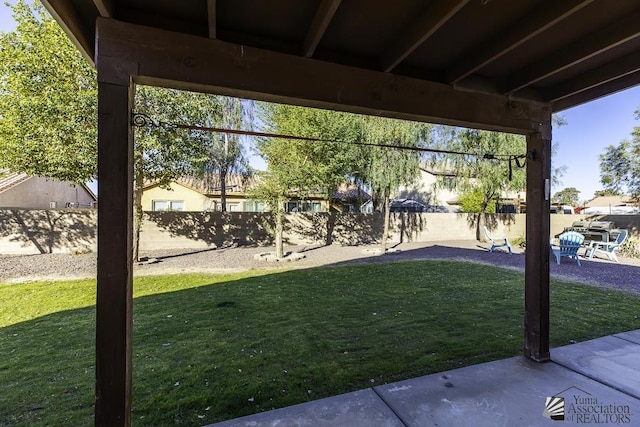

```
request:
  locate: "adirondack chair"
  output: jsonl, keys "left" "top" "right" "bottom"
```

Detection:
{"left": 483, "top": 226, "right": 512, "bottom": 254}
{"left": 550, "top": 231, "right": 584, "bottom": 266}
{"left": 586, "top": 229, "right": 628, "bottom": 263}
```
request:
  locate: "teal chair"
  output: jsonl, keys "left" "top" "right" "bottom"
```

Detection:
{"left": 550, "top": 231, "right": 584, "bottom": 266}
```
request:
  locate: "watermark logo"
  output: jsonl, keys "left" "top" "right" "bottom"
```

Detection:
{"left": 543, "top": 396, "right": 565, "bottom": 420}
{"left": 543, "top": 386, "right": 633, "bottom": 424}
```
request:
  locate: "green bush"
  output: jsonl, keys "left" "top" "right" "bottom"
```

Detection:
{"left": 511, "top": 235, "right": 526, "bottom": 248}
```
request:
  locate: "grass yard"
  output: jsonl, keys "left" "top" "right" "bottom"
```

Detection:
{"left": 1, "top": 260, "right": 639, "bottom": 426}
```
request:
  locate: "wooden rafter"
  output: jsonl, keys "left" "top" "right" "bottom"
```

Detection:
{"left": 544, "top": 50, "right": 640, "bottom": 103}
{"left": 552, "top": 70, "right": 640, "bottom": 112}
{"left": 92, "top": 0, "right": 113, "bottom": 18}
{"left": 446, "top": 0, "right": 594, "bottom": 84}
{"left": 303, "top": 0, "right": 341, "bottom": 57}
{"left": 505, "top": 9, "right": 640, "bottom": 93}
{"left": 96, "top": 18, "right": 547, "bottom": 134}
{"left": 41, "top": 0, "right": 95, "bottom": 64}
{"left": 382, "top": 0, "right": 470, "bottom": 73}
{"left": 207, "top": 0, "right": 216, "bottom": 39}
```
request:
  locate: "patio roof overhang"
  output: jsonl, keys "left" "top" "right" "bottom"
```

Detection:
{"left": 40, "top": 1, "right": 640, "bottom": 425}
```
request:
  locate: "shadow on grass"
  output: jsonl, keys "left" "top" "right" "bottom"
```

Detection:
{"left": 1, "top": 260, "right": 639, "bottom": 426}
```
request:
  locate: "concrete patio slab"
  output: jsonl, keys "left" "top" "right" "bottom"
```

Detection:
{"left": 374, "top": 355, "right": 639, "bottom": 426}
{"left": 552, "top": 335, "right": 640, "bottom": 400}
{"left": 209, "top": 332, "right": 640, "bottom": 426}
{"left": 208, "top": 388, "right": 403, "bottom": 427}
{"left": 614, "top": 329, "right": 640, "bottom": 344}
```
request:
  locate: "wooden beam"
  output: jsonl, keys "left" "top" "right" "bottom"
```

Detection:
{"left": 505, "top": 9, "right": 640, "bottom": 93}
{"left": 96, "top": 18, "right": 545, "bottom": 134}
{"left": 524, "top": 117, "right": 552, "bottom": 363}
{"left": 207, "top": 0, "right": 216, "bottom": 39}
{"left": 95, "top": 80, "right": 134, "bottom": 426}
{"left": 544, "top": 50, "right": 640, "bottom": 103}
{"left": 447, "top": 0, "right": 594, "bottom": 84}
{"left": 303, "top": 0, "right": 341, "bottom": 57}
{"left": 382, "top": 0, "right": 470, "bottom": 73}
{"left": 92, "top": 0, "right": 113, "bottom": 18}
{"left": 41, "top": 0, "right": 95, "bottom": 64}
{"left": 552, "top": 70, "right": 640, "bottom": 112}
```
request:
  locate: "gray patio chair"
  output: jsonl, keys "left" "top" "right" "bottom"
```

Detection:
{"left": 585, "top": 229, "right": 628, "bottom": 263}
{"left": 483, "top": 225, "right": 512, "bottom": 254}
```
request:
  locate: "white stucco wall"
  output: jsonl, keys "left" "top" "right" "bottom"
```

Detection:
{"left": 0, "top": 177, "right": 95, "bottom": 209}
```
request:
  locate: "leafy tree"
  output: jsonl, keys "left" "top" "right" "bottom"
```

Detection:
{"left": 597, "top": 107, "right": 640, "bottom": 203}
{"left": 133, "top": 86, "right": 223, "bottom": 259}
{"left": 254, "top": 102, "right": 429, "bottom": 256}
{"left": 599, "top": 138, "right": 640, "bottom": 202}
{"left": 0, "top": 2, "right": 227, "bottom": 260}
{"left": 253, "top": 103, "right": 363, "bottom": 258}
{"left": 427, "top": 127, "right": 527, "bottom": 238}
{"left": 458, "top": 188, "right": 496, "bottom": 213}
{"left": 0, "top": 0, "right": 97, "bottom": 182}
{"left": 593, "top": 189, "right": 620, "bottom": 197}
{"left": 550, "top": 114, "right": 568, "bottom": 190}
{"left": 199, "top": 97, "right": 253, "bottom": 211}
{"left": 360, "top": 116, "right": 429, "bottom": 251}
{"left": 552, "top": 187, "right": 580, "bottom": 206}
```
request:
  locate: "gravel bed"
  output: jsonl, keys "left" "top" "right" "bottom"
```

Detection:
{"left": 1, "top": 240, "right": 639, "bottom": 293}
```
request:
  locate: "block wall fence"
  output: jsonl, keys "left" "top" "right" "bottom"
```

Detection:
{"left": 1, "top": 208, "right": 638, "bottom": 255}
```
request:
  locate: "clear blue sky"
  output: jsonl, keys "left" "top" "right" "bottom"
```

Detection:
{"left": 2, "top": 3, "right": 639, "bottom": 202}
{"left": 0, "top": 2, "right": 14, "bottom": 32}
{"left": 552, "top": 87, "right": 640, "bottom": 202}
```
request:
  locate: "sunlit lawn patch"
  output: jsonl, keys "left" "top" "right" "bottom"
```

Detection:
{"left": 1, "top": 261, "right": 638, "bottom": 426}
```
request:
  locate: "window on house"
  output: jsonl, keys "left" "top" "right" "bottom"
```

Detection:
{"left": 286, "top": 201, "right": 322, "bottom": 212}
{"left": 228, "top": 203, "right": 239, "bottom": 212}
{"left": 301, "top": 201, "right": 322, "bottom": 212}
{"left": 442, "top": 176, "right": 456, "bottom": 190}
{"left": 244, "top": 201, "right": 266, "bottom": 212}
{"left": 286, "top": 201, "right": 298, "bottom": 212}
{"left": 152, "top": 200, "right": 185, "bottom": 211}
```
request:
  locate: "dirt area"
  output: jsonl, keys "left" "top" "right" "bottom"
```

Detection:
{"left": 1, "top": 240, "right": 639, "bottom": 293}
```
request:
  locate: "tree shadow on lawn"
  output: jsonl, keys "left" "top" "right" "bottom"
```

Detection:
{"left": 2, "top": 260, "right": 639, "bottom": 426}
{"left": 326, "top": 243, "right": 640, "bottom": 294}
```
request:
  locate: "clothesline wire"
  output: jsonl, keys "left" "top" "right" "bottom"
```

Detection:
{"left": 131, "top": 111, "right": 527, "bottom": 161}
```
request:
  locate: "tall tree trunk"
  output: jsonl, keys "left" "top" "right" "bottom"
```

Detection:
{"left": 381, "top": 189, "right": 391, "bottom": 253}
{"left": 477, "top": 194, "right": 490, "bottom": 241}
{"left": 219, "top": 167, "right": 227, "bottom": 212}
{"left": 275, "top": 196, "right": 285, "bottom": 259}
{"left": 476, "top": 194, "right": 493, "bottom": 241}
{"left": 219, "top": 134, "right": 230, "bottom": 212}
{"left": 133, "top": 165, "right": 144, "bottom": 262}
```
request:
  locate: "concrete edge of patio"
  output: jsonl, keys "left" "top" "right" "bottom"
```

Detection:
{"left": 209, "top": 329, "right": 640, "bottom": 427}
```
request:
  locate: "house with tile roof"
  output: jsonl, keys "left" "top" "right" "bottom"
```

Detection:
{"left": 0, "top": 170, "right": 97, "bottom": 209}
{"left": 142, "top": 174, "right": 362, "bottom": 213}
{"left": 142, "top": 174, "right": 260, "bottom": 212}
{"left": 582, "top": 195, "right": 639, "bottom": 215}
{"left": 142, "top": 174, "right": 371, "bottom": 213}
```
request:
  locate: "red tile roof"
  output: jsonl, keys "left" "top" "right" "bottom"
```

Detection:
{"left": 0, "top": 170, "right": 31, "bottom": 194}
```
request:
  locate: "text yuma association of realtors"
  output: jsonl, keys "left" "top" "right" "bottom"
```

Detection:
{"left": 567, "top": 395, "right": 632, "bottom": 424}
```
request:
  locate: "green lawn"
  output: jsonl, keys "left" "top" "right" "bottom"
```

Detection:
{"left": 1, "top": 260, "right": 638, "bottom": 426}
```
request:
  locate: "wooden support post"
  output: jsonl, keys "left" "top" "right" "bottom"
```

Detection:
{"left": 524, "top": 115, "right": 552, "bottom": 362}
{"left": 95, "top": 81, "right": 134, "bottom": 426}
